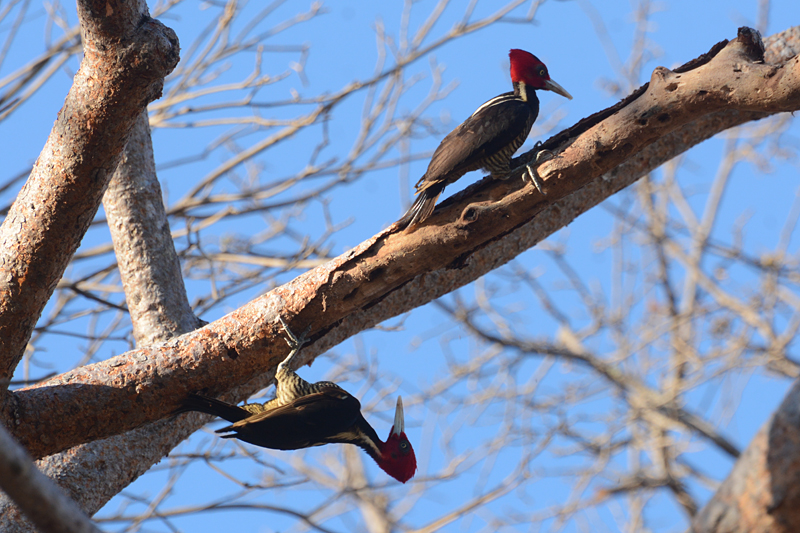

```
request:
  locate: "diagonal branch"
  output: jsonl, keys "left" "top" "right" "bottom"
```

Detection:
{"left": 3, "top": 26, "right": 798, "bottom": 464}
{"left": 0, "top": 423, "right": 101, "bottom": 533}
{"left": 0, "top": 0, "right": 179, "bottom": 384}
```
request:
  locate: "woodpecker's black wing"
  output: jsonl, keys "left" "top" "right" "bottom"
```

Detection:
{"left": 416, "top": 93, "right": 536, "bottom": 193}
{"left": 398, "top": 93, "right": 538, "bottom": 228}
{"left": 216, "top": 389, "right": 364, "bottom": 450}
{"left": 321, "top": 412, "right": 385, "bottom": 462}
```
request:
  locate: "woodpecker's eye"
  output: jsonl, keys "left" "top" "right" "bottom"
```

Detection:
{"left": 399, "top": 440, "right": 410, "bottom": 454}
{"left": 538, "top": 67, "right": 547, "bottom": 78}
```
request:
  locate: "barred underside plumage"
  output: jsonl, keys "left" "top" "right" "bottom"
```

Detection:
{"left": 176, "top": 319, "right": 418, "bottom": 482}
{"left": 397, "top": 49, "right": 571, "bottom": 230}
{"left": 397, "top": 88, "right": 539, "bottom": 229}
{"left": 255, "top": 364, "right": 342, "bottom": 412}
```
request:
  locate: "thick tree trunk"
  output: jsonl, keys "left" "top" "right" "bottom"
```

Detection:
{"left": 0, "top": 0, "right": 178, "bottom": 385}
{"left": 0, "top": 0, "right": 179, "bottom": 529}
{"left": 691, "top": 379, "right": 800, "bottom": 532}
{"left": 4, "top": 26, "right": 798, "bottom": 462}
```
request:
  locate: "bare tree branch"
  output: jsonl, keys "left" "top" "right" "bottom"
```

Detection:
{"left": 0, "top": 0, "right": 179, "bottom": 382}
{"left": 0, "top": 423, "right": 101, "bottom": 533}
{"left": 4, "top": 26, "right": 797, "bottom": 465}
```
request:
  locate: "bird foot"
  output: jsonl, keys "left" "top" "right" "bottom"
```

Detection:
{"left": 534, "top": 147, "right": 554, "bottom": 165}
{"left": 519, "top": 144, "right": 554, "bottom": 194}
{"left": 522, "top": 163, "right": 546, "bottom": 194}
{"left": 277, "top": 316, "right": 311, "bottom": 373}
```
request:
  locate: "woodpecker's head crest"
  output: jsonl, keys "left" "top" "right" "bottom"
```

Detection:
{"left": 509, "top": 49, "right": 573, "bottom": 100}
{"left": 377, "top": 396, "right": 417, "bottom": 483}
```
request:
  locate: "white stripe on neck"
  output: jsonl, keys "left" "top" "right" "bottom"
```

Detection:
{"left": 518, "top": 81, "right": 528, "bottom": 102}
{"left": 471, "top": 93, "right": 520, "bottom": 117}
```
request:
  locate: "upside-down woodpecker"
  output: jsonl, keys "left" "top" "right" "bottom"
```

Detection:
{"left": 397, "top": 49, "right": 572, "bottom": 229}
{"left": 178, "top": 318, "right": 417, "bottom": 483}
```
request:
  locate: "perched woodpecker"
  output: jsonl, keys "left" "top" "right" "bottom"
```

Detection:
{"left": 397, "top": 49, "right": 572, "bottom": 229}
{"left": 179, "top": 318, "right": 417, "bottom": 483}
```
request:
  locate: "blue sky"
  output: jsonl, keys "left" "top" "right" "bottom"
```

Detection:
{"left": 3, "top": 0, "right": 800, "bottom": 531}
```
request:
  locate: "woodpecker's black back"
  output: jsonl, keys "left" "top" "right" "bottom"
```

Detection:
{"left": 178, "top": 318, "right": 418, "bottom": 483}
{"left": 398, "top": 90, "right": 539, "bottom": 229}
{"left": 180, "top": 391, "right": 383, "bottom": 453}
{"left": 397, "top": 49, "right": 572, "bottom": 229}
{"left": 177, "top": 317, "right": 387, "bottom": 460}
{"left": 177, "top": 336, "right": 369, "bottom": 451}
{"left": 425, "top": 93, "right": 539, "bottom": 185}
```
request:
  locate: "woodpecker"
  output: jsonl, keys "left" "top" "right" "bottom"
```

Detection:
{"left": 397, "top": 49, "right": 572, "bottom": 229}
{"left": 178, "top": 318, "right": 417, "bottom": 483}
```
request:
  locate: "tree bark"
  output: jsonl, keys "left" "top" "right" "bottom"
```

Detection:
{"left": 3, "top": 27, "right": 797, "bottom": 466}
{"left": 0, "top": 0, "right": 180, "bottom": 528}
{"left": 0, "top": 0, "right": 179, "bottom": 384}
{"left": 103, "top": 112, "right": 203, "bottom": 345}
{"left": 691, "top": 381, "right": 800, "bottom": 532}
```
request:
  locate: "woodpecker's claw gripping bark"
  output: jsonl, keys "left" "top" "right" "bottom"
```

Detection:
{"left": 522, "top": 163, "right": 545, "bottom": 194}
{"left": 277, "top": 316, "right": 311, "bottom": 374}
{"left": 533, "top": 142, "right": 554, "bottom": 165}
{"left": 518, "top": 144, "right": 553, "bottom": 194}
{"left": 396, "top": 50, "right": 570, "bottom": 228}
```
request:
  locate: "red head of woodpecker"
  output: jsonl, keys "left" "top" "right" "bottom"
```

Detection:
{"left": 397, "top": 48, "right": 572, "bottom": 229}
{"left": 371, "top": 396, "right": 416, "bottom": 483}
{"left": 179, "top": 392, "right": 417, "bottom": 483}
{"left": 508, "top": 49, "right": 572, "bottom": 100}
{"left": 177, "top": 318, "right": 417, "bottom": 483}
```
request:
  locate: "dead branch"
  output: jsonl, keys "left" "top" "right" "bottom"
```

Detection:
{"left": 3, "top": 26, "right": 797, "bottom": 464}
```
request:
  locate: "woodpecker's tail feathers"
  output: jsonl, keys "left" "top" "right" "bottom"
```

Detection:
{"left": 176, "top": 393, "right": 251, "bottom": 424}
{"left": 397, "top": 188, "right": 441, "bottom": 230}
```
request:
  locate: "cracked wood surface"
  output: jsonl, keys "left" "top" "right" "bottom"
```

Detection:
{"left": 3, "top": 27, "right": 799, "bottom": 465}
